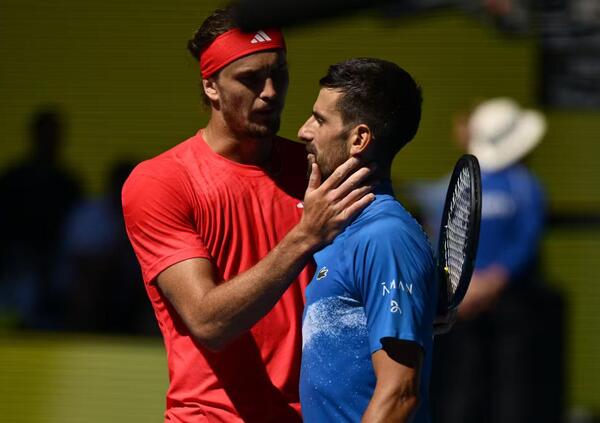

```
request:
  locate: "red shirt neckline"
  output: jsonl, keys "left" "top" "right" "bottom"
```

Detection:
{"left": 193, "top": 130, "right": 282, "bottom": 178}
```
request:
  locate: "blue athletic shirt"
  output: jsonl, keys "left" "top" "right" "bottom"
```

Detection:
{"left": 300, "top": 181, "right": 436, "bottom": 423}
{"left": 476, "top": 164, "right": 545, "bottom": 280}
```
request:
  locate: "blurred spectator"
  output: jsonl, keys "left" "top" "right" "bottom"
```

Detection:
{"left": 410, "top": 98, "right": 564, "bottom": 423}
{"left": 57, "top": 160, "right": 157, "bottom": 335}
{"left": 456, "top": 98, "right": 546, "bottom": 319}
{"left": 0, "top": 107, "right": 82, "bottom": 329}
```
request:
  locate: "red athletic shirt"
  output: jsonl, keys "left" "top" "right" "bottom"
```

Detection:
{"left": 122, "top": 131, "right": 312, "bottom": 422}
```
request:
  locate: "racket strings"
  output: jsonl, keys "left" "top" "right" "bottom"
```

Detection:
{"left": 444, "top": 167, "right": 472, "bottom": 293}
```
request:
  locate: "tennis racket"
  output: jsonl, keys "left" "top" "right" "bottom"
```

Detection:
{"left": 436, "top": 154, "right": 482, "bottom": 314}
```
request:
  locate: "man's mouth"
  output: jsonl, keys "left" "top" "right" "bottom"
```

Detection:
{"left": 254, "top": 105, "right": 281, "bottom": 115}
{"left": 256, "top": 108, "right": 275, "bottom": 114}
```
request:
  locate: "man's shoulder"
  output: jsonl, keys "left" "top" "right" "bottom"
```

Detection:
{"left": 351, "top": 196, "right": 414, "bottom": 236}
{"left": 122, "top": 134, "right": 200, "bottom": 202}
{"left": 128, "top": 134, "right": 199, "bottom": 182}
{"left": 345, "top": 196, "right": 433, "bottom": 259}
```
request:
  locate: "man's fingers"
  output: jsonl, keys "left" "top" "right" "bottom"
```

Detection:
{"left": 320, "top": 156, "right": 361, "bottom": 190}
{"left": 330, "top": 164, "right": 376, "bottom": 201}
{"left": 341, "top": 193, "right": 375, "bottom": 222}
{"left": 301, "top": 156, "right": 376, "bottom": 246}
{"left": 306, "top": 158, "right": 321, "bottom": 193}
{"left": 336, "top": 184, "right": 376, "bottom": 211}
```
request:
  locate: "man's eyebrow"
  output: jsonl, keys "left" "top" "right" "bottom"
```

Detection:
{"left": 312, "top": 111, "right": 326, "bottom": 122}
{"left": 235, "top": 61, "right": 286, "bottom": 75}
{"left": 234, "top": 67, "right": 260, "bottom": 76}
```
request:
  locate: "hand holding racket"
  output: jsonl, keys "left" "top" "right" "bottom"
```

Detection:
{"left": 436, "top": 154, "right": 482, "bottom": 316}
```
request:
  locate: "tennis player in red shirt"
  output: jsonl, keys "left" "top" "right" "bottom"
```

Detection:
{"left": 122, "top": 8, "right": 375, "bottom": 422}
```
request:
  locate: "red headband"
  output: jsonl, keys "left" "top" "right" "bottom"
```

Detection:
{"left": 199, "top": 28, "right": 286, "bottom": 79}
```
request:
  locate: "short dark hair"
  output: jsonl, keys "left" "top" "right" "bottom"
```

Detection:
{"left": 187, "top": 8, "right": 237, "bottom": 61}
{"left": 319, "top": 58, "right": 422, "bottom": 157}
{"left": 187, "top": 8, "right": 237, "bottom": 104}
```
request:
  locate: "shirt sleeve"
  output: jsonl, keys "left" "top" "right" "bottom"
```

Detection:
{"left": 122, "top": 163, "right": 210, "bottom": 284}
{"left": 349, "top": 222, "right": 435, "bottom": 354}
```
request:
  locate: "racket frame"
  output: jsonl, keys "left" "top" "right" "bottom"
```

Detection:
{"left": 436, "top": 154, "right": 482, "bottom": 314}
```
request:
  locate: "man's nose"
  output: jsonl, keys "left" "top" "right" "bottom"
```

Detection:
{"left": 260, "top": 77, "right": 276, "bottom": 101}
{"left": 298, "top": 121, "right": 312, "bottom": 142}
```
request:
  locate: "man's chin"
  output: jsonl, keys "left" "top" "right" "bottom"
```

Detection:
{"left": 306, "top": 159, "right": 334, "bottom": 181}
{"left": 247, "top": 119, "right": 280, "bottom": 138}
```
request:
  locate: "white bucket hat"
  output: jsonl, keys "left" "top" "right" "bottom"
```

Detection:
{"left": 467, "top": 97, "right": 546, "bottom": 171}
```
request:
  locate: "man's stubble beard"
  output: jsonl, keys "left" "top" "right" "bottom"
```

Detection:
{"left": 221, "top": 100, "right": 281, "bottom": 139}
{"left": 306, "top": 143, "right": 351, "bottom": 182}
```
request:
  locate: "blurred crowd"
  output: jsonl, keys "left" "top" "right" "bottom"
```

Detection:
{"left": 0, "top": 107, "right": 157, "bottom": 335}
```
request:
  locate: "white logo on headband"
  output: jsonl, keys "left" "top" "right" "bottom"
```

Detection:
{"left": 251, "top": 30, "right": 272, "bottom": 44}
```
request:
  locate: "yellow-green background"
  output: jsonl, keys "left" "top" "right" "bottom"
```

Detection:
{"left": 1, "top": 1, "right": 599, "bottom": 421}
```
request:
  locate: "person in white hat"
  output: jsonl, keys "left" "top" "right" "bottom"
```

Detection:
{"left": 428, "top": 98, "right": 564, "bottom": 423}
{"left": 459, "top": 97, "right": 546, "bottom": 319}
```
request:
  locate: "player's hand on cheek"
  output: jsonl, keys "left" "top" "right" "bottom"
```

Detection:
{"left": 297, "top": 155, "right": 376, "bottom": 249}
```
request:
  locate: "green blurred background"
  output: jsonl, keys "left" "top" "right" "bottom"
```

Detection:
{"left": 0, "top": 0, "right": 598, "bottom": 421}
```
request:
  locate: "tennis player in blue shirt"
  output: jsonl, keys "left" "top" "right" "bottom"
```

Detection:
{"left": 297, "top": 58, "right": 437, "bottom": 423}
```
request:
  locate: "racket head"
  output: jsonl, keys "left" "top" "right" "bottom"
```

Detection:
{"left": 436, "top": 154, "right": 482, "bottom": 314}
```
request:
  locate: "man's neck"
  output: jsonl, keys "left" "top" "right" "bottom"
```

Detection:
{"left": 362, "top": 156, "right": 391, "bottom": 181}
{"left": 372, "top": 167, "right": 391, "bottom": 182}
{"left": 203, "top": 116, "right": 273, "bottom": 166}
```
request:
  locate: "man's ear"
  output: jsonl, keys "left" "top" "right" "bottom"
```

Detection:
{"left": 202, "top": 78, "right": 219, "bottom": 103}
{"left": 349, "top": 124, "right": 373, "bottom": 156}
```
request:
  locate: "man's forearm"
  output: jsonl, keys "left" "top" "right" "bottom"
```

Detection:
{"left": 362, "top": 388, "right": 418, "bottom": 423}
{"left": 363, "top": 347, "right": 422, "bottom": 423}
{"left": 187, "top": 226, "right": 317, "bottom": 350}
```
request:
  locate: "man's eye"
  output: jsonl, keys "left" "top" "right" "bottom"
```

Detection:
{"left": 240, "top": 74, "right": 259, "bottom": 84}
